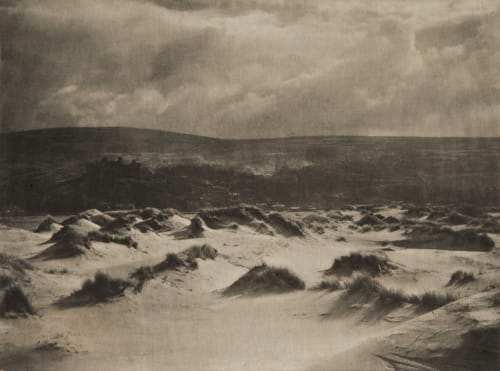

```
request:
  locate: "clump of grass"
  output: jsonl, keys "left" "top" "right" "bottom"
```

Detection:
{"left": 491, "top": 293, "right": 500, "bottom": 307}
{"left": 416, "top": 291, "right": 457, "bottom": 310}
{"left": 129, "top": 266, "right": 155, "bottom": 292}
{"left": 395, "top": 226, "right": 494, "bottom": 252}
{"left": 46, "top": 268, "right": 69, "bottom": 275}
{"left": 189, "top": 216, "right": 205, "bottom": 236}
{"left": 224, "top": 264, "right": 305, "bottom": 297}
{"left": 325, "top": 252, "right": 396, "bottom": 277}
{"left": 88, "top": 231, "right": 138, "bottom": 248}
{"left": 0, "top": 253, "right": 33, "bottom": 273}
{"left": 356, "top": 214, "right": 385, "bottom": 226}
{"left": 57, "top": 272, "right": 131, "bottom": 307}
{"left": 127, "top": 244, "right": 219, "bottom": 292}
{"left": 155, "top": 244, "right": 217, "bottom": 273}
{"left": 447, "top": 270, "right": 475, "bottom": 286}
{"left": 0, "top": 274, "right": 14, "bottom": 289}
{"left": 1, "top": 285, "right": 36, "bottom": 317}
{"left": 343, "top": 276, "right": 456, "bottom": 311}
{"left": 313, "top": 278, "right": 345, "bottom": 291}
{"left": 344, "top": 276, "right": 407, "bottom": 305}
{"left": 183, "top": 244, "right": 218, "bottom": 261}
{"left": 154, "top": 253, "right": 188, "bottom": 272}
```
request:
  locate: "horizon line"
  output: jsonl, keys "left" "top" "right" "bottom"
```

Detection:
{"left": 1, "top": 125, "right": 499, "bottom": 141}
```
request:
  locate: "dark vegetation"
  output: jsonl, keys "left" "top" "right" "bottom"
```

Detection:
{"left": 154, "top": 244, "right": 218, "bottom": 272}
{"left": 129, "top": 266, "right": 155, "bottom": 293}
{"left": 492, "top": 293, "right": 500, "bottom": 307}
{"left": 0, "top": 254, "right": 33, "bottom": 302}
{"left": 343, "top": 276, "right": 409, "bottom": 307}
{"left": 325, "top": 253, "right": 397, "bottom": 277}
{"left": 100, "top": 215, "right": 135, "bottom": 233}
{"left": 1, "top": 127, "right": 499, "bottom": 213}
{"left": 417, "top": 291, "right": 457, "bottom": 311}
{"left": 183, "top": 244, "right": 218, "bottom": 261}
{"left": 1, "top": 285, "right": 36, "bottom": 317}
{"left": 342, "top": 276, "right": 456, "bottom": 312}
{"left": 447, "top": 270, "right": 475, "bottom": 286}
{"left": 154, "top": 253, "right": 190, "bottom": 271}
{"left": 88, "top": 231, "right": 138, "bottom": 248}
{"left": 45, "top": 268, "right": 69, "bottom": 275}
{"left": 57, "top": 272, "right": 131, "bottom": 307}
{"left": 0, "top": 253, "right": 33, "bottom": 274}
{"left": 128, "top": 244, "right": 218, "bottom": 292}
{"left": 394, "top": 226, "right": 494, "bottom": 251}
{"left": 223, "top": 264, "right": 305, "bottom": 296}
{"left": 313, "top": 278, "right": 345, "bottom": 291}
{"left": 356, "top": 214, "right": 385, "bottom": 226}
{"left": 189, "top": 216, "right": 205, "bottom": 237}
{"left": 0, "top": 274, "right": 14, "bottom": 289}
{"left": 197, "top": 205, "right": 305, "bottom": 237}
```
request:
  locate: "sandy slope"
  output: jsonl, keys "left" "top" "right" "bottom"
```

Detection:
{"left": 1, "top": 207, "right": 500, "bottom": 370}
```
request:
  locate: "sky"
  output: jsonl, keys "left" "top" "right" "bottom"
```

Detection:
{"left": 1, "top": 0, "right": 499, "bottom": 138}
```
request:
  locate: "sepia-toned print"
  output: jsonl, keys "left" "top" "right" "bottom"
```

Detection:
{"left": 1, "top": 1, "right": 499, "bottom": 370}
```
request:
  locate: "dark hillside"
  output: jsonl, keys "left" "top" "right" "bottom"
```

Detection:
{"left": 1, "top": 128, "right": 499, "bottom": 213}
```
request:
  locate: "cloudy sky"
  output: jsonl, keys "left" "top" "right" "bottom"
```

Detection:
{"left": 1, "top": 0, "right": 499, "bottom": 138}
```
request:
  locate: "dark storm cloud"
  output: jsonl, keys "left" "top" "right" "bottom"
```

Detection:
{"left": 0, "top": 3, "right": 106, "bottom": 131}
{"left": 151, "top": 33, "right": 214, "bottom": 80}
{"left": 146, "top": 0, "right": 318, "bottom": 20}
{"left": 415, "top": 17, "right": 482, "bottom": 51}
{"left": 143, "top": 0, "right": 207, "bottom": 11}
{"left": 1, "top": 0, "right": 499, "bottom": 137}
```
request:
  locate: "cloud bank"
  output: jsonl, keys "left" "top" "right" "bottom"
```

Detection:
{"left": 1, "top": 0, "right": 499, "bottom": 137}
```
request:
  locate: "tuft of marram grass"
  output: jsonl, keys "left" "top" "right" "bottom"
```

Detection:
{"left": 326, "top": 252, "right": 396, "bottom": 277}
{"left": 88, "top": 231, "right": 138, "bottom": 248}
{"left": 127, "top": 244, "right": 218, "bottom": 292}
{"left": 491, "top": 293, "right": 500, "bottom": 307}
{"left": 416, "top": 291, "right": 458, "bottom": 310}
{"left": 313, "top": 278, "right": 345, "bottom": 291}
{"left": 0, "top": 253, "right": 33, "bottom": 273}
{"left": 224, "top": 264, "right": 305, "bottom": 296}
{"left": 1, "top": 285, "right": 36, "bottom": 316}
{"left": 447, "top": 270, "right": 475, "bottom": 286}
{"left": 0, "top": 274, "right": 14, "bottom": 289}
{"left": 58, "top": 272, "right": 131, "bottom": 307}
{"left": 343, "top": 275, "right": 457, "bottom": 311}
{"left": 129, "top": 266, "right": 155, "bottom": 293}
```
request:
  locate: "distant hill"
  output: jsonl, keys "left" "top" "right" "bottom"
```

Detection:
{"left": 1, "top": 127, "right": 499, "bottom": 213}
{"left": 0, "top": 127, "right": 221, "bottom": 163}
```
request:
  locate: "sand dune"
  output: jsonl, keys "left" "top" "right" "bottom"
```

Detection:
{"left": 0, "top": 204, "right": 499, "bottom": 370}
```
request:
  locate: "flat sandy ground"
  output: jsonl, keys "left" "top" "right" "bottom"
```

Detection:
{"left": 1, "top": 206, "right": 500, "bottom": 370}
